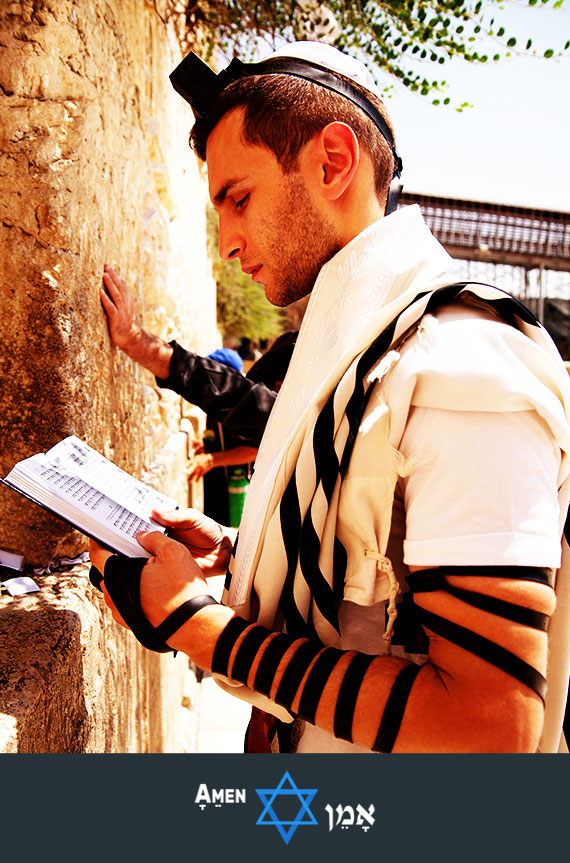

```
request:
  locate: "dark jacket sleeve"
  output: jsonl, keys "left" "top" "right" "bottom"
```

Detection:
{"left": 155, "top": 341, "right": 277, "bottom": 448}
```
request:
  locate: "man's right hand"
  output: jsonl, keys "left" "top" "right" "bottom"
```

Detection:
{"left": 99, "top": 265, "right": 173, "bottom": 378}
{"left": 100, "top": 265, "right": 142, "bottom": 351}
{"left": 150, "top": 507, "right": 236, "bottom": 577}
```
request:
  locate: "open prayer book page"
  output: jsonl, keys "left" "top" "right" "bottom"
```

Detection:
{"left": 1, "top": 435, "right": 179, "bottom": 558}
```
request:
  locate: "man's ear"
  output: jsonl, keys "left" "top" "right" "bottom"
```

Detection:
{"left": 315, "top": 122, "right": 360, "bottom": 201}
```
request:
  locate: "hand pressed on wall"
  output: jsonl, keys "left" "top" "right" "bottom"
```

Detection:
{"left": 100, "top": 265, "right": 141, "bottom": 351}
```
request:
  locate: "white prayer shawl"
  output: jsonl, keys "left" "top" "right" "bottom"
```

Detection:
{"left": 217, "top": 205, "right": 570, "bottom": 752}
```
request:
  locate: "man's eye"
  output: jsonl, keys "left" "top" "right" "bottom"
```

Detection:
{"left": 235, "top": 194, "right": 249, "bottom": 209}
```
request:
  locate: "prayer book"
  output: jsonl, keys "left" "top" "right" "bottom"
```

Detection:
{"left": 1, "top": 435, "right": 178, "bottom": 558}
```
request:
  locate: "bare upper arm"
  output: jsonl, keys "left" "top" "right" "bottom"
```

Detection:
{"left": 393, "top": 566, "right": 555, "bottom": 752}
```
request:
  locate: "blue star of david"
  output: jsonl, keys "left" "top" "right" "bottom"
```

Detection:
{"left": 255, "top": 771, "right": 318, "bottom": 844}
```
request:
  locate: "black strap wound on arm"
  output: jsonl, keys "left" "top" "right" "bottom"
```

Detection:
{"left": 103, "top": 555, "right": 220, "bottom": 653}
{"left": 414, "top": 605, "right": 547, "bottom": 702}
{"left": 103, "top": 555, "right": 172, "bottom": 653}
{"left": 153, "top": 595, "right": 220, "bottom": 643}
{"left": 296, "top": 647, "right": 345, "bottom": 724}
{"left": 231, "top": 624, "right": 274, "bottom": 682}
{"left": 373, "top": 663, "right": 423, "bottom": 753}
{"left": 411, "top": 565, "right": 555, "bottom": 587}
{"left": 209, "top": 614, "right": 420, "bottom": 750}
{"left": 407, "top": 572, "right": 550, "bottom": 631}
{"left": 211, "top": 615, "right": 253, "bottom": 675}
{"left": 333, "top": 652, "right": 377, "bottom": 742}
{"left": 254, "top": 634, "right": 298, "bottom": 696}
{"left": 274, "top": 640, "right": 324, "bottom": 706}
{"left": 89, "top": 565, "right": 104, "bottom": 591}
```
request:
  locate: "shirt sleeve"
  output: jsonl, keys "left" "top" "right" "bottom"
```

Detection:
{"left": 155, "top": 340, "right": 277, "bottom": 447}
{"left": 399, "top": 406, "right": 562, "bottom": 568}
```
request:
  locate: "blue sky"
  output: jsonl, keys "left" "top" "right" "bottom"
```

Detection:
{"left": 380, "top": 2, "right": 570, "bottom": 211}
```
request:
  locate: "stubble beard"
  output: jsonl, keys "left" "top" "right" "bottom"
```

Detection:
{"left": 265, "top": 174, "right": 341, "bottom": 308}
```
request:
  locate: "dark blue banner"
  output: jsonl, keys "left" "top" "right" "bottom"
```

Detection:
{"left": 0, "top": 754, "right": 566, "bottom": 862}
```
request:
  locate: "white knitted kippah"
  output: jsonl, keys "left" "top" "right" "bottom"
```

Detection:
{"left": 266, "top": 41, "right": 382, "bottom": 99}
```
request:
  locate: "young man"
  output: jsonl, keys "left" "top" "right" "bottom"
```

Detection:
{"left": 90, "top": 41, "right": 570, "bottom": 753}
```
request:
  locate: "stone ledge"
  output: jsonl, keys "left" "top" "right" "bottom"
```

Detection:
{"left": 0, "top": 565, "right": 200, "bottom": 754}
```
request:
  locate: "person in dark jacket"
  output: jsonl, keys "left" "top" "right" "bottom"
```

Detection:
{"left": 99, "top": 265, "right": 296, "bottom": 521}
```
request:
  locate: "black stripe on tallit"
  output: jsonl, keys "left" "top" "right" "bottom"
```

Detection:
{"left": 298, "top": 515, "right": 341, "bottom": 633}
{"left": 332, "top": 535, "right": 348, "bottom": 600}
{"left": 339, "top": 315, "right": 401, "bottom": 478}
{"left": 278, "top": 470, "right": 310, "bottom": 637}
{"left": 313, "top": 390, "right": 341, "bottom": 503}
{"left": 564, "top": 508, "right": 570, "bottom": 548}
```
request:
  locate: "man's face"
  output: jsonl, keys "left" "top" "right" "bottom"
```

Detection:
{"left": 206, "top": 108, "right": 340, "bottom": 307}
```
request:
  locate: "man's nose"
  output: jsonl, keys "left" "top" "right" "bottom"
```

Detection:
{"left": 218, "top": 216, "right": 242, "bottom": 262}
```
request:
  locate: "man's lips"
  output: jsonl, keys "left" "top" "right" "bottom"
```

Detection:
{"left": 242, "top": 264, "right": 262, "bottom": 282}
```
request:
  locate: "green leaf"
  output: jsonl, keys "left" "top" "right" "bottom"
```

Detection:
{"left": 196, "top": 0, "right": 568, "bottom": 106}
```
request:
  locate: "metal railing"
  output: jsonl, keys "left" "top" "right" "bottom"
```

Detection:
{"left": 400, "top": 192, "right": 570, "bottom": 272}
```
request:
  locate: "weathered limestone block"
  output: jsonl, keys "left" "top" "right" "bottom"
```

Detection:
{"left": 0, "top": 564, "right": 199, "bottom": 753}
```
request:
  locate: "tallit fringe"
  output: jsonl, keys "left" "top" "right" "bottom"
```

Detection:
{"left": 364, "top": 549, "right": 399, "bottom": 655}
{"left": 392, "top": 446, "right": 434, "bottom": 478}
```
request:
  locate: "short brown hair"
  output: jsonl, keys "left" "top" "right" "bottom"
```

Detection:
{"left": 190, "top": 72, "right": 396, "bottom": 201}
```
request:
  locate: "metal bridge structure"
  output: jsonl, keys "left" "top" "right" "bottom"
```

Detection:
{"left": 399, "top": 191, "right": 570, "bottom": 358}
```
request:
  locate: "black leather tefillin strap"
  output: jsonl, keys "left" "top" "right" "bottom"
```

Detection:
{"left": 404, "top": 566, "right": 550, "bottom": 702}
{"left": 92, "top": 555, "right": 219, "bottom": 654}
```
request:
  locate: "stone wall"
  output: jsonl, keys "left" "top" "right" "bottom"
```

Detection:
{"left": 0, "top": 0, "right": 217, "bottom": 563}
{"left": 0, "top": 1, "right": 219, "bottom": 751}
